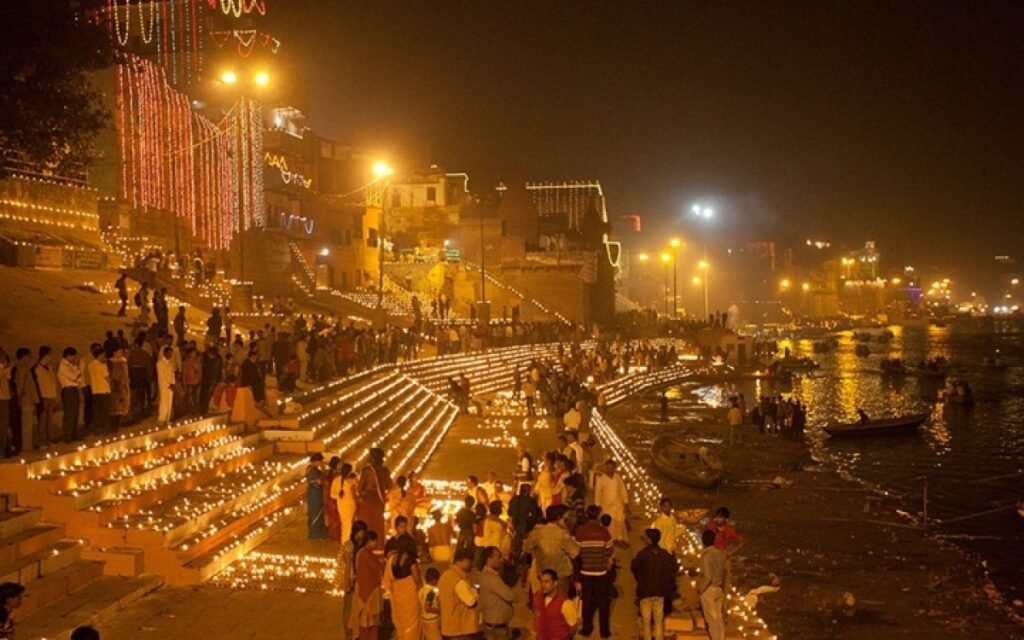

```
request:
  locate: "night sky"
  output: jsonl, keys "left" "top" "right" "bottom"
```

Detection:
{"left": 272, "top": 1, "right": 1024, "bottom": 284}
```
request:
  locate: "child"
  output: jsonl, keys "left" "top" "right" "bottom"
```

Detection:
{"left": 419, "top": 567, "right": 442, "bottom": 640}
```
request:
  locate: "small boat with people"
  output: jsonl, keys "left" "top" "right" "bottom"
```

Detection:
{"left": 917, "top": 356, "right": 951, "bottom": 380}
{"left": 880, "top": 357, "right": 907, "bottom": 376}
{"left": 823, "top": 410, "right": 930, "bottom": 438}
{"left": 941, "top": 378, "right": 974, "bottom": 407}
{"left": 651, "top": 435, "right": 723, "bottom": 489}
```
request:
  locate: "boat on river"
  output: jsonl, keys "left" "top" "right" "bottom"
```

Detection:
{"left": 651, "top": 436, "right": 723, "bottom": 489}
{"left": 823, "top": 412, "right": 929, "bottom": 438}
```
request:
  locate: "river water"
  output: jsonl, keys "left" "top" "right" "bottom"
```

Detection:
{"left": 681, "top": 325, "right": 1024, "bottom": 603}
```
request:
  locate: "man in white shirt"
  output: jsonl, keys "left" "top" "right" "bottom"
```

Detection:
{"left": 593, "top": 460, "right": 629, "bottom": 544}
{"left": 650, "top": 497, "right": 678, "bottom": 555}
{"left": 87, "top": 344, "right": 112, "bottom": 434}
{"left": 32, "top": 346, "right": 58, "bottom": 446}
{"left": 57, "top": 347, "right": 83, "bottom": 442}
{"left": 156, "top": 347, "right": 176, "bottom": 425}
{"left": 563, "top": 405, "right": 581, "bottom": 432}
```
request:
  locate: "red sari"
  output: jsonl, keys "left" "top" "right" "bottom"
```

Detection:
{"left": 348, "top": 546, "right": 384, "bottom": 640}
{"left": 323, "top": 469, "right": 341, "bottom": 542}
{"left": 356, "top": 463, "right": 391, "bottom": 538}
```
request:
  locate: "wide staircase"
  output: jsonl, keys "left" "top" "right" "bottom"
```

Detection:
{"left": 0, "top": 492, "right": 162, "bottom": 639}
{"left": 0, "top": 342, "right": 572, "bottom": 638}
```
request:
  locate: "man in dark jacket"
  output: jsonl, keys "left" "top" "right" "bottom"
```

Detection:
{"left": 630, "top": 528, "right": 678, "bottom": 640}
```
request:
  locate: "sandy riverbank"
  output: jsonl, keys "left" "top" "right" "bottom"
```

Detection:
{"left": 606, "top": 389, "right": 1024, "bottom": 640}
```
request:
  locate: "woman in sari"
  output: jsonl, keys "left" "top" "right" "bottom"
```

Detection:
{"left": 324, "top": 456, "right": 342, "bottom": 542}
{"left": 387, "top": 475, "right": 414, "bottom": 530}
{"left": 348, "top": 531, "right": 384, "bottom": 640}
{"left": 406, "top": 470, "right": 429, "bottom": 511}
{"left": 306, "top": 453, "right": 329, "bottom": 539}
{"left": 339, "top": 521, "right": 369, "bottom": 638}
{"left": 356, "top": 448, "right": 392, "bottom": 539}
{"left": 335, "top": 462, "right": 358, "bottom": 542}
{"left": 383, "top": 535, "right": 422, "bottom": 640}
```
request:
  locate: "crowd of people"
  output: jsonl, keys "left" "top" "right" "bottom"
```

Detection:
{"left": 303, "top": 408, "right": 745, "bottom": 640}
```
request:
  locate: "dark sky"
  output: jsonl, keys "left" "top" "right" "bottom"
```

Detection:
{"left": 272, "top": 1, "right": 1024, "bottom": 282}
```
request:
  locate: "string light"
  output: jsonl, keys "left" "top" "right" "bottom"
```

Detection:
{"left": 265, "top": 152, "right": 312, "bottom": 189}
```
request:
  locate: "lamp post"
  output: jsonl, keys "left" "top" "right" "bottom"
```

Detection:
{"left": 660, "top": 252, "right": 671, "bottom": 317}
{"left": 637, "top": 252, "right": 650, "bottom": 309}
{"left": 669, "top": 238, "right": 681, "bottom": 318}
{"left": 689, "top": 203, "right": 715, "bottom": 321}
{"left": 373, "top": 160, "right": 394, "bottom": 310}
{"left": 698, "top": 259, "right": 709, "bottom": 320}
{"left": 219, "top": 68, "right": 272, "bottom": 282}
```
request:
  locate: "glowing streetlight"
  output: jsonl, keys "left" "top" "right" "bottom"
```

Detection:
{"left": 801, "top": 282, "right": 810, "bottom": 292}
{"left": 670, "top": 238, "right": 682, "bottom": 248}
{"left": 253, "top": 71, "right": 270, "bottom": 87}
{"left": 373, "top": 160, "right": 396, "bottom": 309}
{"left": 660, "top": 253, "right": 671, "bottom": 317}
{"left": 692, "top": 276, "right": 702, "bottom": 286}
{"left": 638, "top": 252, "right": 649, "bottom": 262}
{"left": 690, "top": 204, "right": 714, "bottom": 219}
{"left": 1013, "top": 278, "right": 1020, "bottom": 286}
{"left": 698, "top": 259, "right": 709, "bottom": 270}
{"left": 780, "top": 278, "right": 791, "bottom": 291}
{"left": 220, "top": 70, "right": 238, "bottom": 84}
{"left": 891, "top": 277, "right": 902, "bottom": 285}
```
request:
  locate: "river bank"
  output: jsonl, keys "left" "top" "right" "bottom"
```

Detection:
{"left": 607, "top": 387, "right": 1024, "bottom": 640}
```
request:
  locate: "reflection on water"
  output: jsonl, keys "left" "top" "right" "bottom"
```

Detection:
{"left": 706, "top": 326, "right": 1024, "bottom": 601}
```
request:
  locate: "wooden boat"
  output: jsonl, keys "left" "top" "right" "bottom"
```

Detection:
{"left": 652, "top": 436, "right": 723, "bottom": 489}
{"left": 775, "top": 357, "right": 820, "bottom": 373}
{"left": 824, "top": 413, "right": 929, "bottom": 438}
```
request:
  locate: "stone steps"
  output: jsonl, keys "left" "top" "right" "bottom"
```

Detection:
{"left": 13, "top": 573, "right": 164, "bottom": 640}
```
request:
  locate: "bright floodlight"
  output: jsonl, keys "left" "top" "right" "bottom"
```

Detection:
{"left": 660, "top": 253, "right": 671, "bottom": 263}
{"left": 254, "top": 71, "right": 270, "bottom": 87}
{"left": 221, "top": 70, "right": 238, "bottom": 84}
{"left": 702, "top": 207, "right": 714, "bottom": 219}
{"left": 698, "top": 259, "right": 709, "bottom": 270}
{"left": 801, "top": 282, "right": 810, "bottom": 292}
{"left": 669, "top": 238, "right": 681, "bottom": 248}
{"left": 638, "top": 253, "right": 649, "bottom": 262}
{"left": 373, "top": 160, "right": 394, "bottom": 178}
{"left": 692, "top": 276, "right": 701, "bottom": 286}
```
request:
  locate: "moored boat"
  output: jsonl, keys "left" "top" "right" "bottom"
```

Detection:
{"left": 823, "top": 413, "right": 929, "bottom": 438}
{"left": 651, "top": 436, "right": 723, "bottom": 489}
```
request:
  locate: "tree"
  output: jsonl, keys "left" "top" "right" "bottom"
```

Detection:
{"left": 0, "top": 1, "right": 114, "bottom": 176}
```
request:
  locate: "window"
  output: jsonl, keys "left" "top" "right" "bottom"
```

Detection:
{"left": 426, "top": 186, "right": 437, "bottom": 203}
{"left": 391, "top": 191, "right": 402, "bottom": 209}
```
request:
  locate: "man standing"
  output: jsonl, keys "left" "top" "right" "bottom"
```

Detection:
{"left": 630, "top": 529, "right": 677, "bottom": 640}
{"left": 199, "top": 344, "right": 222, "bottom": 416}
{"left": 698, "top": 529, "right": 728, "bottom": 640}
{"left": 115, "top": 272, "right": 129, "bottom": 316}
{"left": 127, "top": 336, "right": 152, "bottom": 421}
{"left": 524, "top": 506, "right": 580, "bottom": 593}
{"left": 650, "top": 498, "right": 677, "bottom": 555}
{"left": 532, "top": 569, "right": 578, "bottom": 640}
{"left": 477, "top": 547, "right": 515, "bottom": 640}
{"left": 87, "top": 345, "right": 112, "bottom": 434}
{"left": 563, "top": 403, "right": 581, "bottom": 432}
{"left": 727, "top": 400, "right": 744, "bottom": 446}
{"left": 438, "top": 551, "right": 480, "bottom": 640}
{"left": 57, "top": 348, "right": 82, "bottom": 442}
{"left": 574, "top": 505, "right": 613, "bottom": 640}
{"left": 156, "top": 346, "right": 176, "bottom": 425}
{"left": 593, "top": 460, "right": 629, "bottom": 545}
{"left": 32, "top": 347, "right": 58, "bottom": 447}
{"left": 173, "top": 305, "right": 188, "bottom": 347}
{"left": 12, "top": 347, "right": 39, "bottom": 452}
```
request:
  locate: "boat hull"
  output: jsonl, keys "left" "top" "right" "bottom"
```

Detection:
{"left": 824, "top": 413, "right": 929, "bottom": 438}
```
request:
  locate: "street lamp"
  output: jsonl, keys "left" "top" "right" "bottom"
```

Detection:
{"left": 669, "top": 238, "right": 682, "bottom": 318}
{"left": 660, "top": 252, "right": 671, "bottom": 317}
{"left": 253, "top": 70, "right": 270, "bottom": 87}
{"left": 220, "top": 70, "right": 239, "bottom": 84}
{"left": 697, "top": 259, "right": 709, "bottom": 320}
{"left": 373, "top": 160, "right": 395, "bottom": 309}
